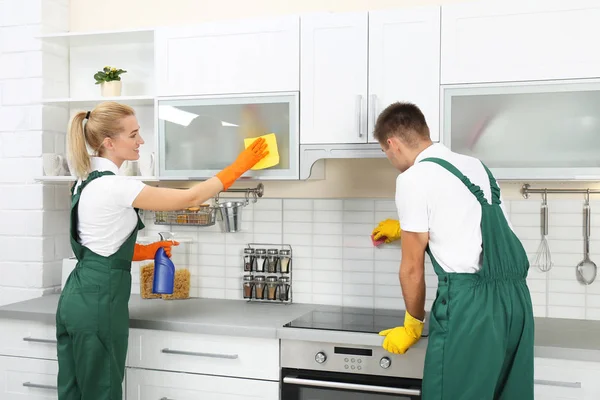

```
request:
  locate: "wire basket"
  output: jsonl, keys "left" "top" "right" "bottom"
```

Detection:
{"left": 154, "top": 205, "right": 216, "bottom": 227}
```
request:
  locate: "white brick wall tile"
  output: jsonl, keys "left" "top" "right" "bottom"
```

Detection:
{"left": 0, "top": 52, "right": 42, "bottom": 80}
{"left": 313, "top": 199, "right": 342, "bottom": 210}
{"left": 374, "top": 260, "right": 398, "bottom": 273}
{"left": 0, "top": 157, "right": 42, "bottom": 182}
{"left": 343, "top": 296, "right": 373, "bottom": 308}
{"left": 314, "top": 210, "right": 342, "bottom": 223}
{"left": 343, "top": 211, "right": 374, "bottom": 224}
{"left": 344, "top": 272, "right": 373, "bottom": 285}
{"left": 283, "top": 199, "right": 313, "bottom": 210}
{"left": 253, "top": 233, "right": 281, "bottom": 244}
{"left": 0, "top": 185, "right": 44, "bottom": 209}
{"left": 312, "top": 282, "right": 342, "bottom": 295}
{"left": 42, "top": 0, "right": 69, "bottom": 32}
{"left": 0, "top": 25, "right": 42, "bottom": 52}
{"left": 282, "top": 233, "right": 312, "bottom": 247}
{"left": 0, "top": 262, "right": 43, "bottom": 287}
{"left": 0, "top": 131, "right": 43, "bottom": 157}
{"left": 313, "top": 246, "right": 342, "bottom": 259}
{"left": 253, "top": 221, "right": 281, "bottom": 234}
{"left": 2, "top": 78, "right": 43, "bottom": 105}
{"left": 283, "top": 210, "right": 312, "bottom": 222}
{"left": 375, "top": 285, "right": 402, "bottom": 298}
{"left": 1, "top": 0, "right": 42, "bottom": 27}
{"left": 253, "top": 198, "right": 281, "bottom": 210}
{"left": 548, "top": 306, "right": 586, "bottom": 320}
{"left": 311, "top": 234, "right": 342, "bottom": 247}
{"left": 312, "top": 258, "right": 342, "bottom": 271}
{"left": 343, "top": 223, "right": 373, "bottom": 236}
{"left": 293, "top": 270, "right": 312, "bottom": 282}
{"left": 312, "top": 294, "right": 342, "bottom": 306}
{"left": 254, "top": 210, "right": 281, "bottom": 222}
{"left": 293, "top": 281, "right": 313, "bottom": 294}
{"left": 0, "top": 236, "right": 53, "bottom": 262}
{"left": 343, "top": 259, "right": 373, "bottom": 272}
{"left": 42, "top": 260, "right": 61, "bottom": 287}
{"left": 343, "top": 284, "right": 373, "bottom": 297}
{"left": 375, "top": 200, "right": 396, "bottom": 212}
{"left": 343, "top": 235, "right": 372, "bottom": 248}
{"left": 344, "top": 199, "right": 374, "bottom": 211}
{"left": 313, "top": 222, "right": 342, "bottom": 235}
{"left": 0, "top": 210, "right": 41, "bottom": 235}
{"left": 284, "top": 221, "right": 311, "bottom": 234}
{"left": 313, "top": 270, "right": 342, "bottom": 283}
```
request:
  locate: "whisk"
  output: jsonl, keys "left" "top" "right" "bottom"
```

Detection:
{"left": 531, "top": 191, "right": 553, "bottom": 272}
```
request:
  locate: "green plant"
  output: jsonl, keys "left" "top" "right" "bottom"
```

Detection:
{"left": 94, "top": 66, "right": 127, "bottom": 85}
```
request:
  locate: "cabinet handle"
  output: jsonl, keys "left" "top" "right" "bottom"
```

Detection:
{"left": 23, "top": 337, "right": 57, "bottom": 344}
{"left": 534, "top": 379, "right": 582, "bottom": 389}
{"left": 161, "top": 348, "right": 238, "bottom": 360}
{"left": 370, "top": 94, "right": 378, "bottom": 129}
{"left": 160, "top": 398, "right": 175, "bottom": 400}
{"left": 23, "top": 382, "right": 58, "bottom": 390}
{"left": 356, "top": 95, "right": 363, "bottom": 138}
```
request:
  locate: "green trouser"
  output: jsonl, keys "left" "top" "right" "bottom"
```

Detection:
{"left": 56, "top": 171, "right": 144, "bottom": 400}
{"left": 420, "top": 158, "right": 535, "bottom": 400}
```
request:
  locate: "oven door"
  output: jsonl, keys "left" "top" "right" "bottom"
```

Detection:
{"left": 281, "top": 368, "right": 422, "bottom": 399}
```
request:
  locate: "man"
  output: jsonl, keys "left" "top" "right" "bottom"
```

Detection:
{"left": 371, "top": 102, "right": 534, "bottom": 399}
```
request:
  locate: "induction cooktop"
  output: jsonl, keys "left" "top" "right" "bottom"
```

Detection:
{"left": 283, "top": 306, "right": 429, "bottom": 337}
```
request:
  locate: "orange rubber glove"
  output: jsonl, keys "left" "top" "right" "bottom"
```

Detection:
{"left": 216, "top": 137, "right": 268, "bottom": 190}
{"left": 372, "top": 219, "right": 402, "bottom": 244}
{"left": 379, "top": 311, "right": 424, "bottom": 354}
{"left": 133, "top": 241, "right": 179, "bottom": 261}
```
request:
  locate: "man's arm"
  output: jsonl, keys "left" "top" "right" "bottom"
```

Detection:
{"left": 399, "top": 231, "right": 429, "bottom": 321}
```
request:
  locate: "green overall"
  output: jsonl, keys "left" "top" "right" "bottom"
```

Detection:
{"left": 420, "top": 158, "right": 534, "bottom": 400}
{"left": 56, "top": 170, "right": 144, "bottom": 400}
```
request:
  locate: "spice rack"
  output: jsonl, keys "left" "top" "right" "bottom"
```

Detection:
{"left": 242, "top": 243, "right": 292, "bottom": 304}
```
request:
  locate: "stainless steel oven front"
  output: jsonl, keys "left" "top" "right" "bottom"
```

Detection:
{"left": 281, "top": 340, "right": 423, "bottom": 400}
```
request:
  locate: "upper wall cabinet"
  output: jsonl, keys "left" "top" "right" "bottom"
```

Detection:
{"left": 441, "top": 0, "right": 600, "bottom": 84}
{"left": 299, "top": 7, "right": 441, "bottom": 145}
{"left": 155, "top": 16, "right": 300, "bottom": 96}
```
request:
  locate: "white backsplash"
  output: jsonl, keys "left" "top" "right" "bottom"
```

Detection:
{"left": 136, "top": 197, "right": 600, "bottom": 321}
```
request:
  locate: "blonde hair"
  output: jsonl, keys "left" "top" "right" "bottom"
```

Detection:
{"left": 67, "top": 101, "right": 135, "bottom": 178}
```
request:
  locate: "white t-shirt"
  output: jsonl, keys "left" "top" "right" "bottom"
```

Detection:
{"left": 74, "top": 157, "right": 146, "bottom": 257}
{"left": 395, "top": 143, "right": 512, "bottom": 274}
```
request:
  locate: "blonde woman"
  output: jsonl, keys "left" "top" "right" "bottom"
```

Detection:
{"left": 56, "top": 101, "right": 267, "bottom": 399}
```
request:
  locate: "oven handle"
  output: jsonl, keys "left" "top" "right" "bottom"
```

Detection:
{"left": 283, "top": 376, "right": 421, "bottom": 396}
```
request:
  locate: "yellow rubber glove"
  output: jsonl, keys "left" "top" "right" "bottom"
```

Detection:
{"left": 372, "top": 219, "right": 402, "bottom": 243}
{"left": 379, "top": 311, "right": 424, "bottom": 354}
{"left": 133, "top": 241, "right": 179, "bottom": 261}
{"left": 216, "top": 137, "right": 269, "bottom": 190}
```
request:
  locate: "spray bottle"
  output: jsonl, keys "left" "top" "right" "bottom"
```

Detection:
{"left": 152, "top": 232, "right": 175, "bottom": 294}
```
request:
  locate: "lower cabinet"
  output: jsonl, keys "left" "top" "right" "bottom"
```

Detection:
{"left": 535, "top": 357, "right": 600, "bottom": 400}
{"left": 0, "top": 355, "right": 58, "bottom": 399}
{"left": 126, "top": 367, "right": 279, "bottom": 400}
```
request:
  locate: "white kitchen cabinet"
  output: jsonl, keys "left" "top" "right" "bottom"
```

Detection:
{"left": 0, "top": 355, "right": 58, "bottom": 399}
{"left": 300, "top": 12, "right": 368, "bottom": 145}
{"left": 300, "top": 8, "right": 441, "bottom": 145}
{"left": 155, "top": 15, "right": 300, "bottom": 96}
{"left": 126, "top": 368, "right": 279, "bottom": 400}
{"left": 441, "top": 0, "right": 600, "bottom": 84}
{"left": 126, "top": 328, "right": 280, "bottom": 381}
{"left": 534, "top": 357, "right": 600, "bottom": 400}
{"left": 0, "top": 319, "right": 57, "bottom": 361}
{"left": 368, "top": 7, "right": 441, "bottom": 143}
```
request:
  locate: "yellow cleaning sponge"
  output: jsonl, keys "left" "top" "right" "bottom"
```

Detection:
{"left": 244, "top": 133, "right": 279, "bottom": 170}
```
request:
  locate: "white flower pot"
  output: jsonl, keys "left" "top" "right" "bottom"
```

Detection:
{"left": 100, "top": 80, "right": 122, "bottom": 97}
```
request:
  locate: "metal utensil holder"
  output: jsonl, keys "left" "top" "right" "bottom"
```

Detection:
{"left": 154, "top": 207, "right": 216, "bottom": 227}
{"left": 242, "top": 242, "right": 293, "bottom": 304}
{"left": 214, "top": 183, "right": 264, "bottom": 233}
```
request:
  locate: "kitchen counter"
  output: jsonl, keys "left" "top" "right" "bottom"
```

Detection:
{"left": 1, "top": 294, "right": 600, "bottom": 363}
{"left": 0, "top": 294, "right": 315, "bottom": 339}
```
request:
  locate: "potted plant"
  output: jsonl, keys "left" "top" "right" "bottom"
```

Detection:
{"left": 94, "top": 66, "right": 127, "bottom": 97}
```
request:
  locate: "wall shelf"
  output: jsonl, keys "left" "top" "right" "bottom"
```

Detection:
{"left": 36, "top": 28, "right": 155, "bottom": 47}
{"left": 42, "top": 95, "right": 155, "bottom": 106}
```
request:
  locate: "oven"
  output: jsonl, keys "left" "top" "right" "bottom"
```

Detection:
{"left": 280, "top": 340, "right": 423, "bottom": 400}
{"left": 281, "top": 368, "right": 422, "bottom": 399}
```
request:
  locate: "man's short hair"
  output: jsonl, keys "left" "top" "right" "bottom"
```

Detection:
{"left": 373, "top": 102, "right": 430, "bottom": 147}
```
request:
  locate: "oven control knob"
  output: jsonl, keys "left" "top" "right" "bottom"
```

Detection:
{"left": 380, "top": 357, "right": 391, "bottom": 369}
{"left": 315, "top": 352, "right": 327, "bottom": 364}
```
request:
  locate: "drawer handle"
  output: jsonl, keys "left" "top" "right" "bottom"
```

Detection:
{"left": 161, "top": 348, "right": 239, "bottom": 360}
{"left": 534, "top": 379, "right": 582, "bottom": 389}
{"left": 23, "top": 382, "right": 58, "bottom": 390}
{"left": 23, "top": 337, "right": 57, "bottom": 344}
{"left": 160, "top": 398, "right": 175, "bottom": 400}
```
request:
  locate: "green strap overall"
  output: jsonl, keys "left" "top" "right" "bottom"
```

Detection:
{"left": 420, "top": 158, "right": 534, "bottom": 400}
{"left": 56, "top": 170, "right": 144, "bottom": 400}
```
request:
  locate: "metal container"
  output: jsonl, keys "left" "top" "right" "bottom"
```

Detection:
{"left": 216, "top": 201, "right": 245, "bottom": 233}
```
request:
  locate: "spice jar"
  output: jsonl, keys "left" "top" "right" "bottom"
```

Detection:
{"left": 278, "top": 276, "right": 290, "bottom": 301}
{"left": 255, "top": 249, "right": 267, "bottom": 273}
{"left": 243, "top": 248, "right": 255, "bottom": 272}
{"left": 266, "top": 249, "right": 279, "bottom": 273}
{"left": 254, "top": 276, "right": 266, "bottom": 299}
{"left": 243, "top": 275, "right": 254, "bottom": 299}
{"left": 266, "top": 276, "right": 279, "bottom": 300}
{"left": 279, "top": 249, "right": 291, "bottom": 274}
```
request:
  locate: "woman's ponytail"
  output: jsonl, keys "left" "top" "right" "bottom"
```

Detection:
{"left": 67, "top": 111, "right": 91, "bottom": 179}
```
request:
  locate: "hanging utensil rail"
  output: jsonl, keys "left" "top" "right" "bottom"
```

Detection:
{"left": 521, "top": 184, "right": 600, "bottom": 199}
{"left": 214, "top": 183, "right": 264, "bottom": 205}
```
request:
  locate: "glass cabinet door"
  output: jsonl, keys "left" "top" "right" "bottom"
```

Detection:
{"left": 442, "top": 80, "right": 600, "bottom": 180}
{"left": 158, "top": 92, "right": 299, "bottom": 179}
